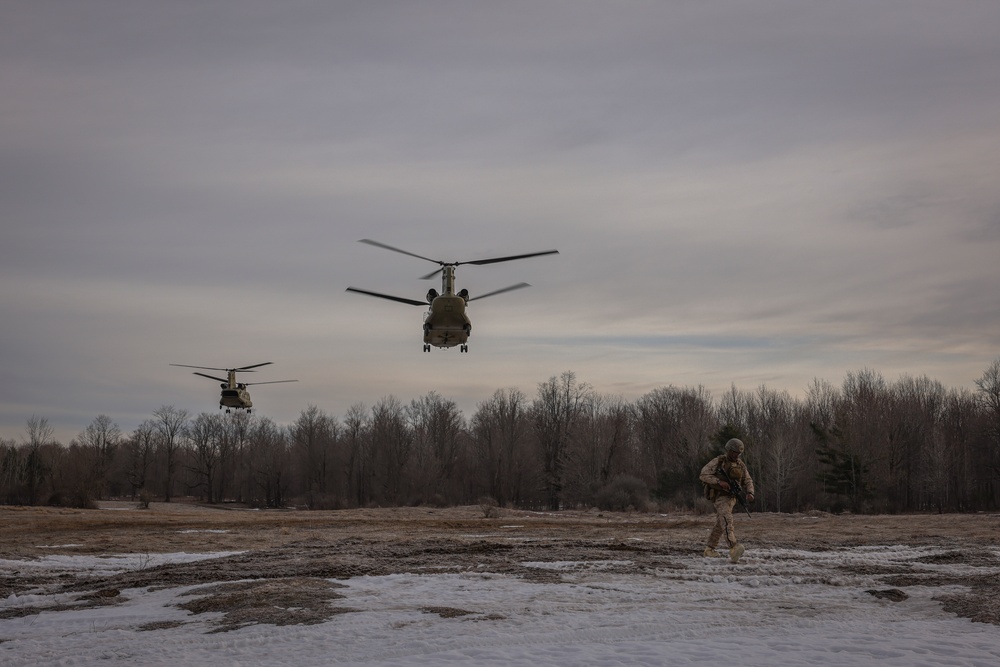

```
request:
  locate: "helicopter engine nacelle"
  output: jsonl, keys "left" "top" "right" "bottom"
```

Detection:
{"left": 426, "top": 288, "right": 439, "bottom": 304}
{"left": 458, "top": 288, "right": 470, "bottom": 302}
{"left": 220, "top": 383, "right": 227, "bottom": 389}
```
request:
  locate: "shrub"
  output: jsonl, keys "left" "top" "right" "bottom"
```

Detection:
{"left": 692, "top": 497, "right": 714, "bottom": 515}
{"left": 309, "top": 494, "right": 345, "bottom": 510}
{"left": 478, "top": 496, "right": 499, "bottom": 518}
{"left": 594, "top": 475, "right": 649, "bottom": 512}
{"left": 49, "top": 489, "right": 98, "bottom": 509}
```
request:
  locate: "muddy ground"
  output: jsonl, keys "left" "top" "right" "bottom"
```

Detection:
{"left": 3, "top": 502, "right": 1000, "bottom": 631}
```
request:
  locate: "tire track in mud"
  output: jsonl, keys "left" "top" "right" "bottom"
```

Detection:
{"left": 45, "top": 535, "right": 686, "bottom": 595}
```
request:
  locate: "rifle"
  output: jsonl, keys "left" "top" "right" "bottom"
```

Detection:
{"left": 717, "top": 463, "right": 752, "bottom": 518}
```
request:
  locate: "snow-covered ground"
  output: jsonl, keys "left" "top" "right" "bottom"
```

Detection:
{"left": 3, "top": 544, "right": 999, "bottom": 666}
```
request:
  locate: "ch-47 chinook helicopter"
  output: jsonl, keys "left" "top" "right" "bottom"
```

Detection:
{"left": 170, "top": 362, "right": 297, "bottom": 413}
{"left": 346, "top": 239, "right": 558, "bottom": 352}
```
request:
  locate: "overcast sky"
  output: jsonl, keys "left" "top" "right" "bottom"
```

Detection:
{"left": 3, "top": 0, "right": 999, "bottom": 444}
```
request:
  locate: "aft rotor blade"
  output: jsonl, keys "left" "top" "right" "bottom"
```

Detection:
{"left": 420, "top": 267, "right": 444, "bottom": 280}
{"left": 236, "top": 362, "right": 272, "bottom": 371}
{"left": 244, "top": 379, "right": 298, "bottom": 386}
{"left": 346, "top": 286, "right": 427, "bottom": 306}
{"left": 193, "top": 372, "right": 229, "bottom": 383}
{"left": 463, "top": 249, "right": 559, "bottom": 266}
{"left": 358, "top": 239, "right": 442, "bottom": 266}
{"left": 468, "top": 282, "right": 531, "bottom": 301}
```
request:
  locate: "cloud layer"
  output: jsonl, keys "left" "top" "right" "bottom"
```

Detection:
{"left": 3, "top": 1, "right": 999, "bottom": 442}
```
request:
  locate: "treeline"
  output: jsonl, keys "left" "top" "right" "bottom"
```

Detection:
{"left": 3, "top": 360, "right": 1000, "bottom": 514}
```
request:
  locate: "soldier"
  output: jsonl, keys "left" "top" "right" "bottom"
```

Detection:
{"left": 699, "top": 438, "right": 755, "bottom": 563}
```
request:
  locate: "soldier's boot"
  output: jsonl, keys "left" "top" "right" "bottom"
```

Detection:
{"left": 728, "top": 543, "right": 745, "bottom": 564}
{"left": 703, "top": 547, "right": 721, "bottom": 558}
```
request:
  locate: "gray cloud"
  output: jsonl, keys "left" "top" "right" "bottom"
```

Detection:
{"left": 3, "top": 1, "right": 1000, "bottom": 443}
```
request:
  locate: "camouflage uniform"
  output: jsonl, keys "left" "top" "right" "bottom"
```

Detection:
{"left": 699, "top": 439, "right": 755, "bottom": 555}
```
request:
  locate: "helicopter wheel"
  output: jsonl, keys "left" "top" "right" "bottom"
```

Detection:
{"left": 423, "top": 344, "right": 431, "bottom": 352}
{"left": 460, "top": 344, "right": 468, "bottom": 353}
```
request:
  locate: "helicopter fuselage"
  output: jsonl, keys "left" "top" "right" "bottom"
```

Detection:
{"left": 423, "top": 293, "right": 471, "bottom": 348}
{"left": 420, "top": 266, "right": 474, "bottom": 351}
{"left": 220, "top": 384, "right": 253, "bottom": 410}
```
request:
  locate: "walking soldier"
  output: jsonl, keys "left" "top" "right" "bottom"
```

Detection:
{"left": 699, "top": 438, "right": 755, "bottom": 563}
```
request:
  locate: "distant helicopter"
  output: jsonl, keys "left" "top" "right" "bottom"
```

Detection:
{"left": 170, "top": 362, "right": 297, "bottom": 413}
{"left": 346, "top": 239, "right": 558, "bottom": 352}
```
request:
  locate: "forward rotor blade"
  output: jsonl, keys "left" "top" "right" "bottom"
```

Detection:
{"left": 468, "top": 282, "right": 531, "bottom": 301}
{"left": 244, "top": 379, "right": 298, "bottom": 386}
{"left": 193, "top": 372, "right": 229, "bottom": 383}
{"left": 172, "top": 363, "right": 263, "bottom": 373}
{"left": 359, "top": 239, "right": 442, "bottom": 266}
{"left": 171, "top": 363, "right": 228, "bottom": 371}
{"left": 420, "top": 267, "right": 444, "bottom": 280}
{"left": 346, "top": 287, "right": 427, "bottom": 306}
{"left": 236, "top": 362, "right": 272, "bottom": 371}
{"left": 463, "top": 249, "right": 559, "bottom": 266}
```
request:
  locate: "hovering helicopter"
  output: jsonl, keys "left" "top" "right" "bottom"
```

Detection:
{"left": 346, "top": 239, "right": 558, "bottom": 352}
{"left": 170, "top": 362, "right": 297, "bottom": 413}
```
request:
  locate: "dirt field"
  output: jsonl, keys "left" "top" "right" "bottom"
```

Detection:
{"left": 3, "top": 502, "right": 1000, "bottom": 630}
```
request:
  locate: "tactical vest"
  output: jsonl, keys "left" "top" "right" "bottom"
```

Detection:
{"left": 704, "top": 458, "right": 743, "bottom": 501}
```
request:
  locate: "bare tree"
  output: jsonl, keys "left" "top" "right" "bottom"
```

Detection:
{"left": 974, "top": 358, "right": 1000, "bottom": 504}
{"left": 76, "top": 414, "right": 121, "bottom": 500}
{"left": 407, "top": 392, "right": 465, "bottom": 505}
{"left": 805, "top": 378, "right": 838, "bottom": 432}
{"left": 472, "top": 388, "right": 532, "bottom": 507}
{"left": 746, "top": 386, "right": 807, "bottom": 512}
{"left": 532, "top": 371, "right": 590, "bottom": 510}
{"left": 975, "top": 358, "right": 1000, "bottom": 464}
{"left": 369, "top": 396, "right": 412, "bottom": 505}
{"left": 824, "top": 369, "right": 891, "bottom": 512}
{"left": 634, "top": 387, "right": 681, "bottom": 489}
{"left": 636, "top": 385, "right": 717, "bottom": 503}
{"left": 219, "top": 411, "right": 251, "bottom": 503}
{"left": 886, "top": 375, "right": 946, "bottom": 510}
{"left": 920, "top": 416, "right": 953, "bottom": 513}
{"left": 718, "top": 384, "right": 752, "bottom": 435}
{"left": 154, "top": 405, "right": 189, "bottom": 502}
{"left": 940, "top": 388, "right": 980, "bottom": 510}
{"left": 291, "top": 405, "right": 339, "bottom": 508}
{"left": 22, "top": 416, "right": 55, "bottom": 505}
{"left": 124, "top": 420, "right": 156, "bottom": 500}
{"left": 563, "top": 394, "right": 635, "bottom": 507}
{"left": 342, "top": 403, "right": 371, "bottom": 507}
{"left": 248, "top": 417, "right": 289, "bottom": 508}
{"left": 186, "top": 413, "right": 223, "bottom": 503}
{"left": 0, "top": 437, "right": 18, "bottom": 503}
{"left": 976, "top": 358, "right": 1000, "bottom": 433}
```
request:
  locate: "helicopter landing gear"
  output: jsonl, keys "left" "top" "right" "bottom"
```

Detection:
{"left": 423, "top": 344, "right": 431, "bottom": 352}
{"left": 460, "top": 344, "right": 468, "bottom": 353}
